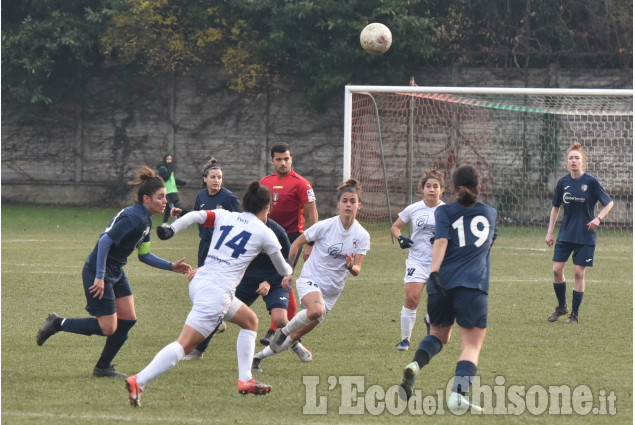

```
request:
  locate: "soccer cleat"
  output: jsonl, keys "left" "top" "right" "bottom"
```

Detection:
{"left": 447, "top": 391, "right": 483, "bottom": 413}
{"left": 268, "top": 329, "right": 288, "bottom": 353}
{"left": 291, "top": 341, "right": 312, "bottom": 362}
{"left": 36, "top": 313, "right": 61, "bottom": 346}
{"left": 395, "top": 339, "right": 410, "bottom": 351}
{"left": 548, "top": 305, "right": 569, "bottom": 322}
{"left": 251, "top": 357, "right": 263, "bottom": 373}
{"left": 182, "top": 348, "right": 204, "bottom": 361}
{"left": 237, "top": 378, "right": 272, "bottom": 395}
{"left": 259, "top": 328, "right": 276, "bottom": 346}
{"left": 399, "top": 361, "right": 420, "bottom": 401}
{"left": 424, "top": 314, "right": 431, "bottom": 335}
{"left": 566, "top": 313, "right": 579, "bottom": 324}
{"left": 126, "top": 375, "right": 142, "bottom": 407}
{"left": 93, "top": 365, "right": 128, "bottom": 378}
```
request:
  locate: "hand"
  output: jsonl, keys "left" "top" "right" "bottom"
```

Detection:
{"left": 282, "top": 275, "right": 294, "bottom": 290}
{"left": 170, "top": 208, "right": 182, "bottom": 217}
{"left": 187, "top": 267, "right": 199, "bottom": 282}
{"left": 171, "top": 257, "right": 191, "bottom": 274}
{"left": 256, "top": 281, "right": 271, "bottom": 296}
{"left": 545, "top": 232, "right": 554, "bottom": 247}
{"left": 428, "top": 271, "right": 446, "bottom": 297}
{"left": 157, "top": 223, "right": 175, "bottom": 240}
{"left": 586, "top": 217, "right": 600, "bottom": 231}
{"left": 344, "top": 253, "right": 355, "bottom": 271}
{"left": 398, "top": 236, "right": 414, "bottom": 249}
{"left": 89, "top": 278, "right": 105, "bottom": 300}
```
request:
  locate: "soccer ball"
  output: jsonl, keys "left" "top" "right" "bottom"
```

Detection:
{"left": 360, "top": 23, "right": 392, "bottom": 55}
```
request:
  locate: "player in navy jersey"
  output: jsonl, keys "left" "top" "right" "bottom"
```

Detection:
{"left": 125, "top": 181, "right": 294, "bottom": 406}
{"left": 399, "top": 165, "right": 497, "bottom": 413}
{"left": 36, "top": 166, "right": 192, "bottom": 377}
{"left": 545, "top": 142, "right": 613, "bottom": 324}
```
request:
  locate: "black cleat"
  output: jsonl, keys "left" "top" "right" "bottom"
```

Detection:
{"left": 566, "top": 313, "right": 579, "bottom": 324}
{"left": 548, "top": 305, "right": 569, "bottom": 322}
{"left": 37, "top": 313, "right": 61, "bottom": 346}
{"left": 93, "top": 365, "right": 128, "bottom": 378}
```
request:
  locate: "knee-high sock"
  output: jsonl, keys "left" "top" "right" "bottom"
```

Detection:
{"left": 237, "top": 329, "right": 256, "bottom": 382}
{"left": 571, "top": 290, "right": 584, "bottom": 314}
{"left": 553, "top": 282, "right": 567, "bottom": 307}
{"left": 96, "top": 319, "right": 136, "bottom": 368}
{"left": 400, "top": 306, "right": 417, "bottom": 340}
{"left": 254, "top": 346, "right": 276, "bottom": 360}
{"left": 283, "top": 309, "right": 312, "bottom": 334}
{"left": 61, "top": 318, "right": 104, "bottom": 336}
{"left": 136, "top": 341, "right": 185, "bottom": 388}
{"left": 452, "top": 360, "right": 478, "bottom": 395}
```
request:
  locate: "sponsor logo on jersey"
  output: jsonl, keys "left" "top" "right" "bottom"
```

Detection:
{"left": 564, "top": 185, "right": 570, "bottom": 190}
{"left": 327, "top": 243, "right": 346, "bottom": 260}
{"left": 563, "top": 192, "right": 585, "bottom": 204}
{"left": 273, "top": 185, "right": 284, "bottom": 189}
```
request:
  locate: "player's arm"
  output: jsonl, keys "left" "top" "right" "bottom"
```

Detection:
{"left": 157, "top": 210, "right": 215, "bottom": 240}
{"left": 90, "top": 233, "right": 114, "bottom": 300}
{"left": 391, "top": 217, "right": 413, "bottom": 248}
{"left": 344, "top": 253, "right": 365, "bottom": 276}
{"left": 545, "top": 206, "right": 560, "bottom": 247}
{"left": 268, "top": 250, "right": 294, "bottom": 289}
{"left": 137, "top": 241, "right": 191, "bottom": 274}
{"left": 288, "top": 233, "right": 307, "bottom": 265}
{"left": 429, "top": 238, "right": 448, "bottom": 273}
{"left": 302, "top": 200, "right": 319, "bottom": 259}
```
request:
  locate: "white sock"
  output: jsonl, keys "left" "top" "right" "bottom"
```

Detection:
{"left": 236, "top": 329, "right": 256, "bottom": 382}
{"left": 284, "top": 309, "right": 312, "bottom": 334}
{"left": 137, "top": 341, "right": 185, "bottom": 388}
{"left": 401, "top": 306, "right": 417, "bottom": 340}
{"left": 254, "top": 346, "right": 276, "bottom": 360}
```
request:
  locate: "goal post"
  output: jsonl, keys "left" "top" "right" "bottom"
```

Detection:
{"left": 343, "top": 85, "right": 633, "bottom": 235}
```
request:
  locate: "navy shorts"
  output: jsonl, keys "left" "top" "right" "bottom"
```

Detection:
{"left": 553, "top": 241, "right": 595, "bottom": 267}
{"left": 235, "top": 275, "right": 290, "bottom": 312}
{"left": 82, "top": 262, "right": 133, "bottom": 317}
{"left": 427, "top": 286, "right": 488, "bottom": 329}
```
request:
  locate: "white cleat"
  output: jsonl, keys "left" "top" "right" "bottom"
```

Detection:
{"left": 447, "top": 391, "right": 483, "bottom": 414}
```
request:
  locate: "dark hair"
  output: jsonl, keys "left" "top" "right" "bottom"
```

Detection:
{"left": 453, "top": 165, "right": 479, "bottom": 207}
{"left": 270, "top": 142, "right": 291, "bottom": 158}
{"left": 128, "top": 165, "right": 165, "bottom": 204}
{"left": 337, "top": 178, "right": 362, "bottom": 201}
{"left": 162, "top": 153, "right": 173, "bottom": 165}
{"left": 419, "top": 169, "right": 445, "bottom": 190}
{"left": 201, "top": 157, "right": 222, "bottom": 188}
{"left": 242, "top": 181, "right": 271, "bottom": 214}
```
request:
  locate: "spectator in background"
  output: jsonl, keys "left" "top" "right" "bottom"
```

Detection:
{"left": 157, "top": 154, "right": 188, "bottom": 223}
{"left": 259, "top": 143, "right": 318, "bottom": 363}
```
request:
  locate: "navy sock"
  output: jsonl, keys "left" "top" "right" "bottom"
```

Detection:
{"left": 61, "top": 318, "right": 104, "bottom": 336}
{"left": 452, "top": 360, "right": 477, "bottom": 395}
{"left": 413, "top": 335, "right": 443, "bottom": 369}
{"left": 553, "top": 282, "right": 567, "bottom": 307}
{"left": 195, "top": 333, "right": 213, "bottom": 353}
{"left": 571, "top": 290, "right": 584, "bottom": 314}
{"left": 96, "top": 319, "right": 136, "bottom": 369}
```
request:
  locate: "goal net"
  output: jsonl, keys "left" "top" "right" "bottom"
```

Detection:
{"left": 344, "top": 86, "right": 633, "bottom": 235}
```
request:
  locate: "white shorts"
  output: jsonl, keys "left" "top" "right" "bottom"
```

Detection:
{"left": 295, "top": 277, "right": 341, "bottom": 323}
{"left": 403, "top": 259, "right": 431, "bottom": 285}
{"left": 185, "top": 279, "right": 243, "bottom": 337}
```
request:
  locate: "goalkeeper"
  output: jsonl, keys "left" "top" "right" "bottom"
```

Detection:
{"left": 391, "top": 169, "right": 445, "bottom": 351}
{"left": 399, "top": 165, "right": 497, "bottom": 413}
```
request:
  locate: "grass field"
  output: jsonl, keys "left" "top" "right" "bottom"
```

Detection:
{"left": 2, "top": 205, "right": 632, "bottom": 424}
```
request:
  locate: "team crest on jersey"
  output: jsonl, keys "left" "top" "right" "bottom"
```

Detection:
{"left": 273, "top": 193, "right": 279, "bottom": 202}
{"left": 581, "top": 184, "right": 588, "bottom": 192}
{"left": 352, "top": 239, "right": 359, "bottom": 249}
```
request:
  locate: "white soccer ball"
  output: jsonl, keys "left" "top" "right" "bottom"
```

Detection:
{"left": 360, "top": 23, "right": 392, "bottom": 55}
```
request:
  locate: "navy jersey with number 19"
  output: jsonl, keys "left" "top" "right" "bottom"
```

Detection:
{"left": 431, "top": 201, "right": 498, "bottom": 294}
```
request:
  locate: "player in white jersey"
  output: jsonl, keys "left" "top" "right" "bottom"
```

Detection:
{"left": 252, "top": 179, "right": 370, "bottom": 370}
{"left": 125, "top": 181, "right": 293, "bottom": 407}
{"left": 391, "top": 170, "right": 445, "bottom": 351}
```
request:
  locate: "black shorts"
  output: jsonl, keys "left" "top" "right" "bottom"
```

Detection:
{"left": 427, "top": 286, "right": 488, "bottom": 329}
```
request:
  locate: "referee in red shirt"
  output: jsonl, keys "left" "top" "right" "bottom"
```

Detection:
{"left": 259, "top": 142, "right": 318, "bottom": 353}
